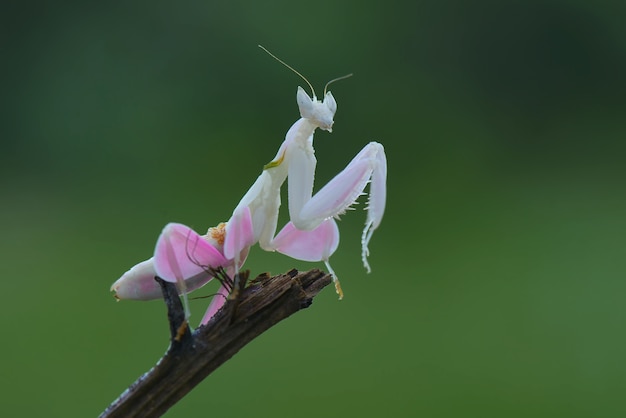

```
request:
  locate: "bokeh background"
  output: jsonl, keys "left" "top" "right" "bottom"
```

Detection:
{"left": 2, "top": 1, "right": 625, "bottom": 416}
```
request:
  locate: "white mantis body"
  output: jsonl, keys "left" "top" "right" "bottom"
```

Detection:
{"left": 111, "top": 48, "right": 387, "bottom": 322}
{"left": 224, "top": 90, "right": 386, "bottom": 298}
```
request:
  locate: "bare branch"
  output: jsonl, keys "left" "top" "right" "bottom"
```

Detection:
{"left": 100, "top": 269, "right": 332, "bottom": 418}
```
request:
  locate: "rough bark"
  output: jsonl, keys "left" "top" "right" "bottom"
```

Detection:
{"left": 100, "top": 268, "right": 332, "bottom": 418}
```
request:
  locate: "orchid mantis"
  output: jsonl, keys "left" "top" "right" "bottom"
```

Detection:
{"left": 111, "top": 47, "right": 387, "bottom": 323}
{"left": 220, "top": 46, "right": 386, "bottom": 298}
{"left": 223, "top": 88, "right": 386, "bottom": 298}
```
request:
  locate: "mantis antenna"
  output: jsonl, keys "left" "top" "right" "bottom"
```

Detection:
{"left": 258, "top": 45, "right": 317, "bottom": 98}
{"left": 324, "top": 73, "right": 353, "bottom": 96}
{"left": 258, "top": 45, "right": 353, "bottom": 98}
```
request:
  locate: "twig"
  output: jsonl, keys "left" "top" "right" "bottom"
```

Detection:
{"left": 100, "top": 268, "right": 332, "bottom": 418}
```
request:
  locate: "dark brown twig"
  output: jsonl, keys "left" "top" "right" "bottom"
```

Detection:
{"left": 100, "top": 269, "right": 332, "bottom": 418}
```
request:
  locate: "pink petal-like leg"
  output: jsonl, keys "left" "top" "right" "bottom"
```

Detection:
{"left": 199, "top": 266, "right": 236, "bottom": 325}
{"left": 199, "top": 282, "right": 229, "bottom": 325}
{"left": 272, "top": 218, "right": 345, "bottom": 298}
{"left": 223, "top": 206, "right": 255, "bottom": 269}
{"left": 154, "top": 223, "right": 228, "bottom": 282}
{"left": 272, "top": 218, "right": 339, "bottom": 262}
{"left": 154, "top": 223, "right": 229, "bottom": 319}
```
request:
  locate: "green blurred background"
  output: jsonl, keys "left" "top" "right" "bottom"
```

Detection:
{"left": 2, "top": 0, "right": 625, "bottom": 416}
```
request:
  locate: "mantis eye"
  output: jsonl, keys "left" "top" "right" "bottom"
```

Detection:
{"left": 296, "top": 86, "right": 315, "bottom": 119}
{"left": 324, "top": 91, "right": 337, "bottom": 114}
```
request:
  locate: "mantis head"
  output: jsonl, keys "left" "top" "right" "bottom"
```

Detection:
{"left": 297, "top": 86, "right": 337, "bottom": 132}
{"left": 257, "top": 45, "right": 350, "bottom": 133}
